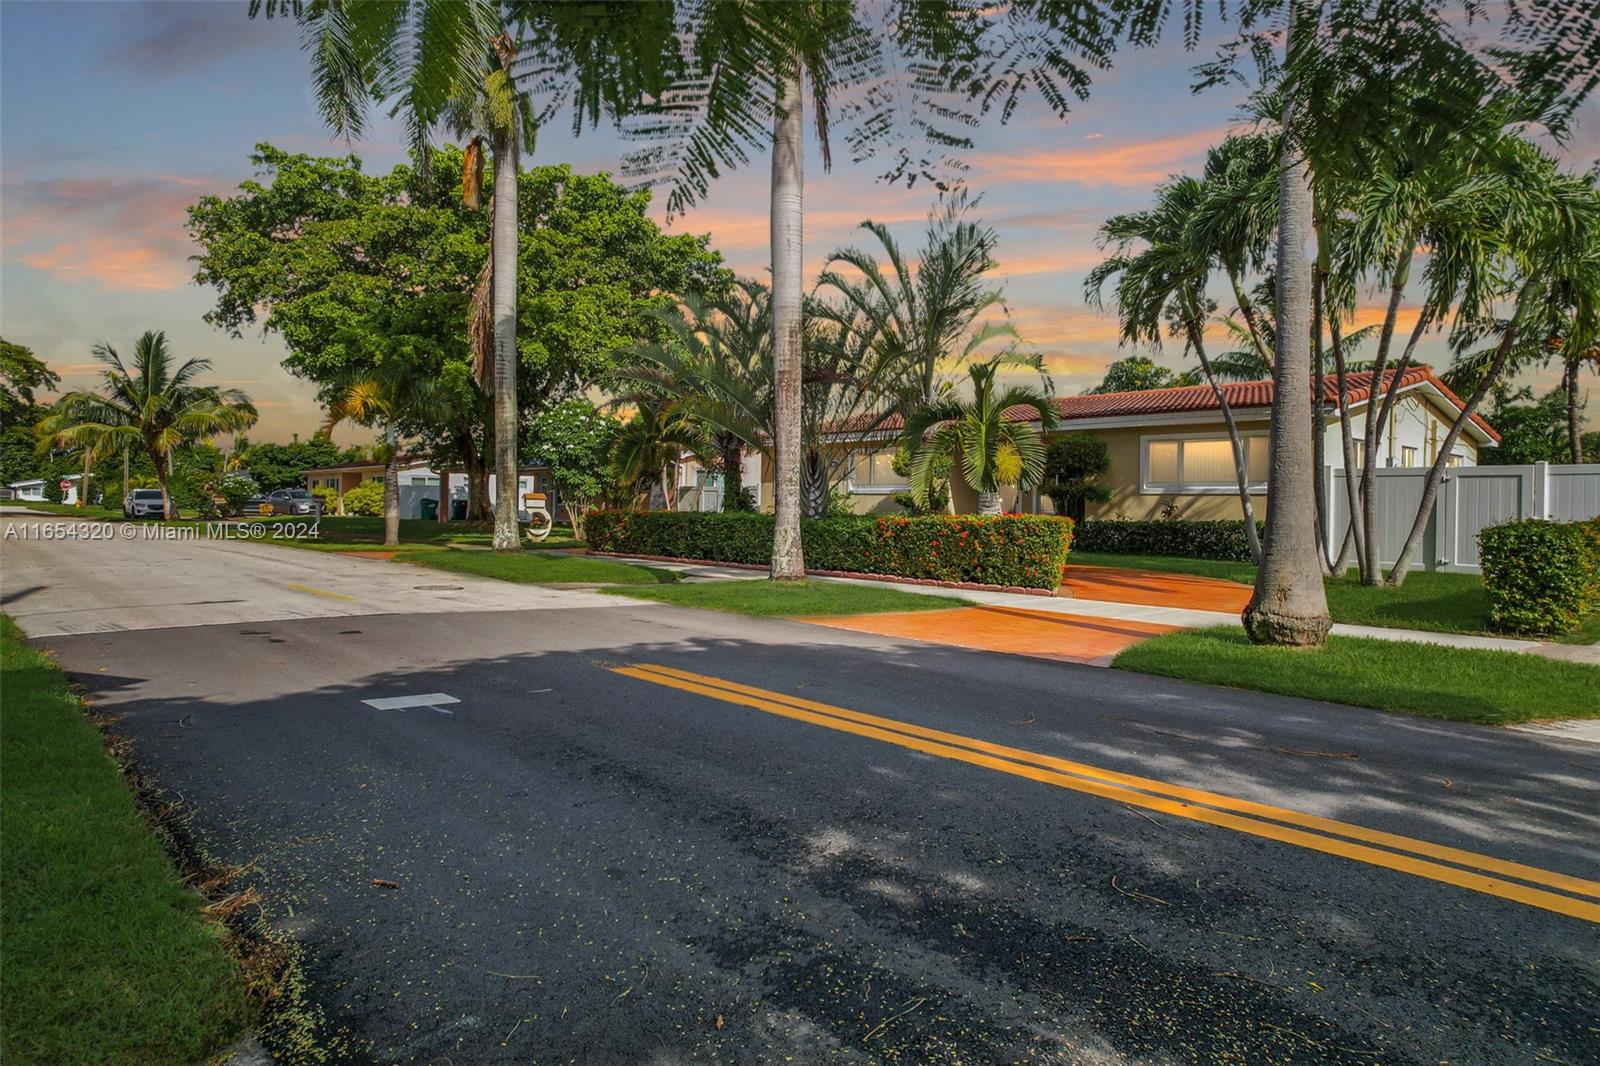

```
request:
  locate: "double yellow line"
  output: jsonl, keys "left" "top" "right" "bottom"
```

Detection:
{"left": 612, "top": 663, "right": 1600, "bottom": 923}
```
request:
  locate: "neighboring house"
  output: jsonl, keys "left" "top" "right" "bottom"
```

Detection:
{"left": 756, "top": 368, "right": 1499, "bottom": 521}
{"left": 6, "top": 474, "right": 87, "bottom": 505}
{"left": 301, "top": 457, "right": 558, "bottom": 520}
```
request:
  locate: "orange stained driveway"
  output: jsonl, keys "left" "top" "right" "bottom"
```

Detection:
{"left": 1059, "top": 564, "right": 1252, "bottom": 613}
{"left": 800, "top": 604, "right": 1179, "bottom": 665}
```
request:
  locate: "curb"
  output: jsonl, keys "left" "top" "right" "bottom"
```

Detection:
{"left": 588, "top": 551, "right": 1062, "bottom": 598}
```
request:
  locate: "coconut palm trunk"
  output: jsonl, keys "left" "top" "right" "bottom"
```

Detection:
{"left": 382, "top": 425, "right": 401, "bottom": 548}
{"left": 491, "top": 125, "right": 521, "bottom": 551}
{"left": 1565, "top": 357, "right": 1583, "bottom": 463}
{"left": 1186, "top": 318, "right": 1263, "bottom": 563}
{"left": 1243, "top": 11, "right": 1333, "bottom": 646}
{"left": 976, "top": 490, "right": 1002, "bottom": 516}
{"left": 769, "top": 62, "right": 805, "bottom": 578}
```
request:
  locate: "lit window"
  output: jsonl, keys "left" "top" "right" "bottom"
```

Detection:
{"left": 850, "top": 449, "right": 910, "bottom": 491}
{"left": 1142, "top": 435, "right": 1268, "bottom": 493}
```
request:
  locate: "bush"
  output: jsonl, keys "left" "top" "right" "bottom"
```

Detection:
{"left": 341, "top": 479, "right": 385, "bottom": 517}
{"left": 310, "top": 485, "right": 339, "bottom": 512}
{"left": 585, "top": 510, "right": 1074, "bottom": 589}
{"left": 1479, "top": 519, "right": 1600, "bottom": 635}
{"left": 1074, "top": 519, "right": 1264, "bottom": 561}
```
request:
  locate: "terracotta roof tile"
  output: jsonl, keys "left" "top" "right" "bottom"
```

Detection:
{"left": 829, "top": 367, "right": 1499, "bottom": 443}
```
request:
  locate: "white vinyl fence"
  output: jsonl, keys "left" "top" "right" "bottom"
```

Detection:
{"left": 1325, "top": 462, "right": 1600, "bottom": 573}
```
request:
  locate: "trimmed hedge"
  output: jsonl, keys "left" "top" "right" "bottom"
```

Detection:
{"left": 585, "top": 510, "right": 1075, "bottom": 590}
{"left": 1479, "top": 518, "right": 1600, "bottom": 636}
{"left": 1073, "top": 519, "right": 1265, "bottom": 562}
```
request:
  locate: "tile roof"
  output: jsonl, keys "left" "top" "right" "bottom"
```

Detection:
{"left": 830, "top": 367, "right": 1499, "bottom": 443}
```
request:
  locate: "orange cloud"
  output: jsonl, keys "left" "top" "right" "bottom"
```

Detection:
{"left": 23, "top": 235, "right": 189, "bottom": 292}
{"left": 979, "top": 127, "right": 1228, "bottom": 187}
{"left": 5, "top": 173, "right": 211, "bottom": 292}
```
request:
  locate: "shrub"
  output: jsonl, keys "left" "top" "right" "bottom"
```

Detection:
{"left": 1479, "top": 518, "right": 1600, "bottom": 635}
{"left": 341, "top": 479, "right": 385, "bottom": 517}
{"left": 1073, "top": 518, "right": 1264, "bottom": 561}
{"left": 1041, "top": 433, "right": 1112, "bottom": 522}
{"left": 585, "top": 510, "right": 1075, "bottom": 589}
{"left": 310, "top": 485, "right": 339, "bottom": 512}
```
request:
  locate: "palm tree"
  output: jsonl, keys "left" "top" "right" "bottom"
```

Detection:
{"left": 261, "top": 1, "right": 683, "bottom": 552}
{"left": 625, "top": 1, "right": 924, "bottom": 577}
{"left": 817, "top": 191, "right": 1018, "bottom": 411}
{"left": 899, "top": 354, "right": 1059, "bottom": 515}
{"left": 615, "top": 278, "right": 896, "bottom": 517}
{"left": 611, "top": 400, "right": 711, "bottom": 511}
{"left": 1086, "top": 174, "right": 1265, "bottom": 562}
{"left": 36, "top": 332, "right": 257, "bottom": 520}
{"left": 320, "top": 360, "right": 438, "bottom": 547}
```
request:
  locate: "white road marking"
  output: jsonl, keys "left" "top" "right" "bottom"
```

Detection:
{"left": 362, "top": 693, "right": 461, "bottom": 714}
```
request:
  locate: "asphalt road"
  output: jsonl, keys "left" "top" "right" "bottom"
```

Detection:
{"left": 4, "top": 516, "right": 1598, "bottom": 1064}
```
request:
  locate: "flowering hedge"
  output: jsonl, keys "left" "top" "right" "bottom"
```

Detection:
{"left": 1479, "top": 518, "right": 1600, "bottom": 635}
{"left": 584, "top": 511, "right": 1074, "bottom": 590}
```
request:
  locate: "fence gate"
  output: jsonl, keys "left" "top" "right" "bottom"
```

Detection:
{"left": 1325, "top": 462, "right": 1600, "bottom": 573}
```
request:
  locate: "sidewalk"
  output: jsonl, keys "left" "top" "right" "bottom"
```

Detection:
{"left": 587, "top": 552, "right": 1578, "bottom": 661}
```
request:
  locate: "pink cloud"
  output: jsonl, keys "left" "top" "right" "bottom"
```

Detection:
{"left": 6, "top": 173, "right": 214, "bottom": 292}
{"left": 979, "top": 127, "right": 1229, "bottom": 187}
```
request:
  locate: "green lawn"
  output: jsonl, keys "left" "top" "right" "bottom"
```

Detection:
{"left": 0, "top": 499, "right": 123, "bottom": 520}
{"left": 0, "top": 615, "right": 254, "bottom": 1063}
{"left": 400, "top": 547, "right": 677, "bottom": 585}
{"left": 1113, "top": 627, "right": 1600, "bottom": 724}
{"left": 605, "top": 578, "right": 968, "bottom": 617}
{"left": 1068, "top": 552, "right": 1598, "bottom": 643}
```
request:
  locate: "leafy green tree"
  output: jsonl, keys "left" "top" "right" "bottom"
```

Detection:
{"left": 1, "top": 337, "right": 60, "bottom": 486}
{"left": 1478, "top": 384, "right": 1571, "bottom": 466}
{"left": 1, "top": 337, "right": 58, "bottom": 427}
{"left": 190, "top": 145, "right": 724, "bottom": 518}
{"left": 900, "top": 354, "right": 1058, "bottom": 515}
{"left": 1040, "top": 433, "right": 1112, "bottom": 524}
{"left": 527, "top": 399, "right": 622, "bottom": 539}
{"left": 235, "top": 437, "right": 360, "bottom": 493}
{"left": 36, "top": 333, "right": 256, "bottom": 519}
{"left": 1086, "top": 356, "right": 1182, "bottom": 395}
{"left": 321, "top": 357, "right": 441, "bottom": 548}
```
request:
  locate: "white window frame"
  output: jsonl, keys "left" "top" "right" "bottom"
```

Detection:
{"left": 846, "top": 447, "right": 910, "bottom": 495}
{"left": 1140, "top": 432, "right": 1269, "bottom": 495}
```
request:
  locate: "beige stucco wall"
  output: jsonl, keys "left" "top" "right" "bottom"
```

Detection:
{"left": 756, "top": 389, "right": 1487, "bottom": 520}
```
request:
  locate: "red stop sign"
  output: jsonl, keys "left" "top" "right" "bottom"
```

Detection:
{"left": 59, "top": 480, "right": 71, "bottom": 491}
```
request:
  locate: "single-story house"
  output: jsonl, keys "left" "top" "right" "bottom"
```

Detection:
{"left": 301, "top": 457, "right": 558, "bottom": 520}
{"left": 748, "top": 368, "right": 1499, "bottom": 521}
{"left": 6, "top": 474, "right": 89, "bottom": 505}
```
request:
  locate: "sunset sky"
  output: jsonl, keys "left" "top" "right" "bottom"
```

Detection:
{"left": 3, "top": 1, "right": 1595, "bottom": 442}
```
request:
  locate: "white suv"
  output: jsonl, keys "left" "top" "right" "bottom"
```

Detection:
{"left": 124, "top": 489, "right": 166, "bottom": 519}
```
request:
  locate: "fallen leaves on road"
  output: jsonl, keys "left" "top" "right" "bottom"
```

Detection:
{"left": 369, "top": 878, "right": 400, "bottom": 890}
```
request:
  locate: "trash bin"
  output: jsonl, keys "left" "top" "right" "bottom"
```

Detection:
{"left": 419, "top": 497, "right": 438, "bottom": 520}
{"left": 450, "top": 499, "right": 468, "bottom": 520}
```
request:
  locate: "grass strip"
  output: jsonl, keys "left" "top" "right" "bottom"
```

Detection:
{"left": 605, "top": 578, "right": 968, "bottom": 617}
{"left": 0, "top": 615, "right": 253, "bottom": 1063}
{"left": 401, "top": 548, "right": 678, "bottom": 585}
{"left": 1112, "top": 626, "right": 1600, "bottom": 724}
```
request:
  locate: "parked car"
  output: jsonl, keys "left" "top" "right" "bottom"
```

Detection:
{"left": 250, "top": 487, "right": 324, "bottom": 516}
{"left": 123, "top": 488, "right": 167, "bottom": 518}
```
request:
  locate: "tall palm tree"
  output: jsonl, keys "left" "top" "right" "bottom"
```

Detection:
{"left": 817, "top": 191, "right": 1018, "bottom": 411}
{"left": 260, "top": 1, "right": 682, "bottom": 552}
{"left": 1086, "top": 173, "right": 1265, "bottom": 562}
{"left": 625, "top": 1, "right": 921, "bottom": 576}
{"left": 36, "top": 332, "right": 257, "bottom": 520}
{"left": 899, "top": 354, "right": 1059, "bottom": 515}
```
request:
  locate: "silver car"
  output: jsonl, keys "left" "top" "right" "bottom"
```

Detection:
{"left": 124, "top": 488, "right": 166, "bottom": 518}
{"left": 259, "top": 487, "right": 323, "bottom": 516}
